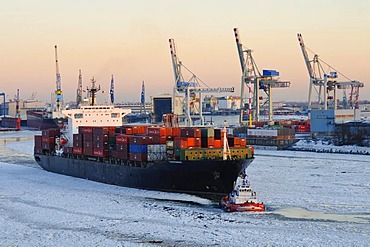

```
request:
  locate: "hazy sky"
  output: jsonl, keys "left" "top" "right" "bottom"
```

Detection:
{"left": 0, "top": 0, "right": 369, "bottom": 104}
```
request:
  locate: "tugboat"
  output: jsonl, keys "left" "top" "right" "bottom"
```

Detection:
{"left": 220, "top": 175, "right": 265, "bottom": 212}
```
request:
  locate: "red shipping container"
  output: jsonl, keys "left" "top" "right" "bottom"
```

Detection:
{"left": 166, "top": 127, "right": 173, "bottom": 136}
{"left": 240, "top": 138, "right": 247, "bottom": 147}
{"left": 234, "top": 137, "right": 241, "bottom": 146}
{"left": 73, "top": 147, "right": 83, "bottom": 155}
{"left": 93, "top": 127, "right": 109, "bottom": 135}
{"left": 83, "top": 141, "right": 93, "bottom": 149}
{"left": 80, "top": 126, "right": 93, "bottom": 134}
{"left": 130, "top": 136, "right": 151, "bottom": 145}
{"left": 214, "top": 140, "right": 221, "bottom": 148}
{"left": 34, "top": 148, "right": 43, "bottom": 154}
{"left": 172, "top": 127, "right": 181, "bottom": 137}
{"left": 116, "top": 134, "right": 130, "bottom": 144}
{"left": 116, "top": 143, "right": 129, "bottom": 152}
{"left": 42, "top": 142, "right": 54, "bottom": 150}
{"left": 83, "top": 147, "right": 93, "bottom": 156}
{"left": 94, "top": 141, "right": 109, "bottom": 150}
{"left": 94, "top": 134, "right": 109, "bottom": 142}
{"left": 63, "top": 146, "right": 73, "bottom": 154}
{"left": 125, "top": 128, "right": 133, "bottom": 135}
{"left": 93, "top": 149, "right": 109, "bottom": 157}
{"left": 42, "top": 136, "right": 55, "bottom": 143}
{"left": 83, "top": 133, "right": 93, "bottom": 141}
{"left": 42, "top": 128, "right": 60, "bottom": 137}
{"left": 34, "top": 136, "right": 42, "bottom": 149}
{"left": 74, "top": 140, "right": 83, "bottom": 148}
{"left": 73, "top": 133, "right": 83, "bottom": 143}
{"left": 129, "top": 153, "right": 147, "bottom": 162}
{"left": 187, "top": 138, "right": 195, "bottom": 148}
{"left": 147, "top": 127, "right": 167, "bottom": 136}
{"left": 174, "top": 137, "right": 188, "bottom": 149}
{"left": 195, "top": 137, "right": 202, "bottom": 148}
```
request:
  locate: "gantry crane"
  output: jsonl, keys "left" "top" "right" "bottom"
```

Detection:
{"left": 297, "top": 33, "right": 364, "bottom": 110}
{"left": 234, "top": 28, "right": 290, "bottom": 126}
{"left": 169, "top": 38, "right": 235, "bottom": 126}
{"left": 54, "top": 45, "right": 63, "bottom": 115}
{"left": 76, "top": 69, "right": 83, "bottom": 107}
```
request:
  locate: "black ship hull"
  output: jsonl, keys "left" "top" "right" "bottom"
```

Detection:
{"left": 34, "top": 154, "right": 253, "bottom": 198}
{"left": 26, "top": 110, "right": 66, "bottom": 130}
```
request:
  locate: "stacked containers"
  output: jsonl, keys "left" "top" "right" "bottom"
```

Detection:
{"left": 93, "top": 127, "right": 112, "bottom": 157}
{"left": 113, "top": 134, "right": 130, "bottom": 160}
{"left": 73, "top": 132, "right": 83, "bottom": 154}
{"left": 41, "top": 129, "right": 59, "bottom": 151}
{"left": 34, "top": 135, "right": 42, "bottom": 154}
{"left": 129, "top": 136, "right": 151, "bottom": 162}
{"left": 80, "top": 126, "right": 93, "bottom": 156}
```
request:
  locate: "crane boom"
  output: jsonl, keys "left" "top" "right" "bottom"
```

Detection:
{"left": 297, "top": 33, "right": 315, "bottom": 80}
{"left": 110, "top": 75, "right": 114, "bottom": 104}
{"left": 76, "top": 69, "right": 82, "bottom": 107}
{"left": 233, "top": 28, "right": 246, "bottom": 74}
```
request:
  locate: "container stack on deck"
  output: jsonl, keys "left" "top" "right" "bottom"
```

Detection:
{"left": 34, "top": 125, "right": 254, "bottom": 163}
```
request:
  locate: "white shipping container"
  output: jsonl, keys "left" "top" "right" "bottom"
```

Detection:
{"left": 247, "top": 129, "right": 278, "bottom": 137}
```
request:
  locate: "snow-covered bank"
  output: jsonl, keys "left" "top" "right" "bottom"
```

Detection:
{"left": 289, "top": 140, "right": 370, "bottom": 155}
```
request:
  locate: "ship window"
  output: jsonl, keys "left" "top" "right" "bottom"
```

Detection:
{"left": 111, "top": 113, "right": 119, "bottom": 118}
{"left": 74, "top": 113, "right": 83, "bottom": 119}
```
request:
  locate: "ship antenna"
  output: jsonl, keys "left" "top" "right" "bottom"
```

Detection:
{"left": 86, "top": 77, "right": 101, "bottom": 106}
{"left": 222, "top": 120, "right": 231, "bottom": 161}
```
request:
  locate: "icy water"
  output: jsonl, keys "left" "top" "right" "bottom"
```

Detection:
{"left": 0, "top": 130, "right": 369, "bottom": 246}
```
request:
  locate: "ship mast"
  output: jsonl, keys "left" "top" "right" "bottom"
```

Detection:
{"left": 86, "top": 77, "right": 100, "bottom": 106}
{"left": 222, "top": 120, "right": 231, "bottom": 161}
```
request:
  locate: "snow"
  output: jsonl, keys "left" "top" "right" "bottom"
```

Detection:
{"left": 0, "top": 131, "right": 369, "bottom": 246}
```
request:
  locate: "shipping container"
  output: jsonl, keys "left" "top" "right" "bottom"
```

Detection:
{"left": 72, "top": 147, "right": 83, "bottom": 155}
{"left": 34, "top": 135, "right": 42, "bottom": 149}
{"left": 42, "top": 136, "right": 55, "bottom": 144}
{"left": 129, "top": 153, "right": 147, "bottom": 162}
{"left": 129, "top": 144, "right": 148, "bottom": 153}
{"left": 42, "top": 142, "right": 54, "bottom": 151}
{"left": 93, "top": 149, "right": 109, "bottom": 157}
{"left": 130, "top": 136, "right": 152, "bottom": 145}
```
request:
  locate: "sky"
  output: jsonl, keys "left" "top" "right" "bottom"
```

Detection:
{"left": 0, "top": 0, "right": 369, "bottom": 104}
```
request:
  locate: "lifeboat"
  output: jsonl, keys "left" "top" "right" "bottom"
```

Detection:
{"left": 220, "top": 175, "right": 265, "bottom": 212}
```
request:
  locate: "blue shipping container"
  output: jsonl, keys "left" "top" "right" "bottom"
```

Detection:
{"left": 263, "top": 70, "right": 279, "bottom": 77}
{"left": 129, "top": 144, "right": 148, "bottom": 153}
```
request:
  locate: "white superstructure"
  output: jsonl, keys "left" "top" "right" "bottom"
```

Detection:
{"left": 62, "top": 105, "right": 131, "bottom": 147}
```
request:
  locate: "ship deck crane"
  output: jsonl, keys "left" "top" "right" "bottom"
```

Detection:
{"left": 54, "top": 45, "right": 63, "bottom": 116}
{"left": 234, "top": 28, "right": 290, "bottom": 126}
{"left": 297, "top": 33, "right": 364, "bottom": 110}
{"left": 169, "top": 38, "right": 235, "bottom": 126}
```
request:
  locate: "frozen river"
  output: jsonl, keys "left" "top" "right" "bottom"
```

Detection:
{"left": 0, "top": 130, "right": 369, "bottom": 246}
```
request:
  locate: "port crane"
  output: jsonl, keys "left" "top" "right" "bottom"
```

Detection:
{"left": 297, "top": 33, "right": 364, "bottom": 110}
{"left": 54, "top": 45, "right": 63, "bottom": 116}
{"left": 234, "top": 28, "right": 290, "bottom": 126}
{"left": 76, "top": 69, "right": 83, "bottom": 107}
{"left": 110, "top": 74, "right": 114, "bottom": 104}
{"left": 169, "top": 38, "right": 235, "bottom": 126}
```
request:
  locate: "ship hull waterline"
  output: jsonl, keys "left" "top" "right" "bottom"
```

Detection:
{"left": 34, "top": 154, "right": 253, "bottom": 199}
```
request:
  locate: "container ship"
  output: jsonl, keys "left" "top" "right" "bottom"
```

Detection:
{"left": 33, "top": 105, "right": 254, "bottom": 198}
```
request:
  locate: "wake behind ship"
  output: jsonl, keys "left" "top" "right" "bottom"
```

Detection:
{"left": 34, "top": 105, "right": 254, "bottom": 198}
